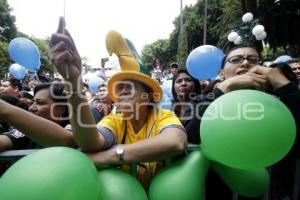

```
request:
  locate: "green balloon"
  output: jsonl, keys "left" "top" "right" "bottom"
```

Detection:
{"left": 200, "top": 90, "right": 296, "bottom": 169}
{"left": 212, "top": 162, "right": 269, "bottom": 197}
{"left": 97, "top": 168, "right": 148, "bottom": 200}
{"left": 0, "top": 147, "right": 99, "bottom": 200}
{"left": 148, "top": 150, "right": 209, "bottom": 200}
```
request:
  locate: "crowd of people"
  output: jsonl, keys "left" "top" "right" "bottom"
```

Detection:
{"left": 0, "top": 17, "right": 300, "bottom": 200}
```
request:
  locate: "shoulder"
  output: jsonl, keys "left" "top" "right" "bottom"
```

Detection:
{"left": 152, "top": 108, "right": 182, "bottom": 125}
{"left": 98, "top": 113, "right": 125, "bottom": 131}
{"left": 152, "top": 109, "right": 186, "bottom": 135}
{"left": 100, "top": 113, "right": 124, "bottom": 122}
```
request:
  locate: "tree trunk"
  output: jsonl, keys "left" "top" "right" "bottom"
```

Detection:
{"left": 241, "top": 0, "right": 246, "bottom": 13}
{"left": 245, "top": 0, "right": 257, "bottom": 15}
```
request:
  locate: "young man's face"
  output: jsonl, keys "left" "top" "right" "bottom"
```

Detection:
{"left": 115, "top": 80, "right": 151, "bottom": 117}
{"left": 0, "top": 81, "right": 20, "bottom": 97}
{"left": 289, "top": 62, "right": 300, "bottom": 82}
{"left": 98, "top": 86, "right": 109, "bottom": 102}
{"left": 170, "top": 66, "right": 178, "bottom": 76}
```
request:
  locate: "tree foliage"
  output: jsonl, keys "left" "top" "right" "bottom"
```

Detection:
{"left": 0, "top": 0, "right": 17, "bottom": 42}
{"left": 177, "top": 25, "right": 188, "bottom": 68}
{"left": 141, "top": 0, "right": 224, "bottom": 69}
{"left": 258, "top": 0, "right": 300, "bottom": 56}
{"left": 141, "top": 0, "right": 300, "bottom": 68}
{"left": 0, "top": 0, "right": 54, "bottom": 79}
{"left": 0, "top": 0, "right": 17, "bottom": 78}
{"left": 141, "top": 39, "right": 172, "bottom": 71}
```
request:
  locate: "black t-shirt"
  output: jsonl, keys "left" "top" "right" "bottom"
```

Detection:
{"left": 2, "top": 127, "right": 42, "bottom": 150}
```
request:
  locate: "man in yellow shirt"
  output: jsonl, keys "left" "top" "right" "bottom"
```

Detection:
{"left": 49, "top": 17, "right": 187, "bottom": 189}
{"left": 98, "top": 74, "right": 185, "bottom": 188}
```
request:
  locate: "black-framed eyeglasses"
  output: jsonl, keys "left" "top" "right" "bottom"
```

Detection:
{"left": 225, "top": 55, "right": 260, "bottom": 65}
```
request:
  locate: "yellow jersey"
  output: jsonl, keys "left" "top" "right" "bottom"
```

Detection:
{"left": 98, "top": 108, "right": 183, "bottom": 189}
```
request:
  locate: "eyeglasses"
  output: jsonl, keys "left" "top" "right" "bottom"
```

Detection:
{"left": 225, "top": 55, "right": 260, "bottom": 65}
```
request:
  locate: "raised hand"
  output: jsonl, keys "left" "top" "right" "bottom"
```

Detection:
{"left": 49, "top": 17, "right": 82, "bottom": 84}
{"left": 218, "top": 70, "right": 268, "bottom": 93}
{"left": 249, "top": 66, "right": 290, "bottom": 90}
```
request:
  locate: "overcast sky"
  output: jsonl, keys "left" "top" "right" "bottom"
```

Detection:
{"left": 7, "top": 0, "right": 197, "bottom": 67}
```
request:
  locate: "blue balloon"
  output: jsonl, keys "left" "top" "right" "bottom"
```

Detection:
{"left": 274, "top": 55, "right": 292, "bottom": 64}
{"left": 186, "top": 45, "right": 224, "bottom": 80}
{"left": 9, "top": 63, "right": 26, "bottom": 80}
{"left": 88, "top": 76, "right": 105, "bottom": 93}
{"left": 8, "top": 37, "right": 40, "bottom": 70}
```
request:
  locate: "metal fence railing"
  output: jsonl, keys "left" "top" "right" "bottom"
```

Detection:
{"left": 0, "top": 149, "right": 299, "bottom": 200}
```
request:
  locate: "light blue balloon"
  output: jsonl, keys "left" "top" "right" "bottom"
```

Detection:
{"left": 186, "top": 45, "right": 224, "bottom": 80}
{"left": 8, "top": 37, "right": 40, "bottom": 70}
{"left": 36, "top": 59, "right": 41, "bottom": 70}
{"left": 88, "top": 76, "right": 104, "bottom": 93}
{"left": 274, "top": 55, "right": 292, "bottom": 64}
{"left": 9, "top": 63, "right": 26, "bottom": 80}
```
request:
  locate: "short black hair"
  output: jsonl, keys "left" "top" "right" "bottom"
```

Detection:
{"left": 0, "top": 93, "right": 28, "bottom": 110}
{"left": 19, "top": 90, "right": 33, "bottom": 100}
{"left": 34, "top": 82, "right": 66, "bottom": 103}
{"left": 33, "top": 82, "right": 69, "bottom": 127}
{"left": 170, "top": 62, "right": 179, "bottom": 68}
{"left": 2, "top": 77, "right": 22, "bottom": 91}
{"left": 37, "top": 75, "right": 51, "bottom": 83}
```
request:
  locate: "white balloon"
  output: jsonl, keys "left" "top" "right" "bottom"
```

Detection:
{"left": 252, "top": 25, "right": 265, "bottom": 36}
{"left": 242, "top": 12, "right": 253, "bottom": 23}
{"left": 228, "top": 32, "right": 239, "bottom": 42}
{"left": 234, "top": 36, "right": 243, "bottom": 45}
{"left": 255, "top": 31, "right": 267, "bottom": 40}
{"left": 9, "top": 63, "right": 26, "bottom": 80}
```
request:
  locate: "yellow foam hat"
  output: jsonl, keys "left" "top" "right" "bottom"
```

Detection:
{"left": 105, "top": 30, "right": 162, "bottom": 103}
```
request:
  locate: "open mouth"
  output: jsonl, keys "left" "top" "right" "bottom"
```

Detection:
{"left": 118, "top": 93, "right": 133, "bottom": 101}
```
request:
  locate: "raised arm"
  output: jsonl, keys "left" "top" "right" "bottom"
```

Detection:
{"left": 48, "top": 17, "right": 105, "bottom": 152}
{"left": 0, "top": 99, "right": 76, "bottom": 147}
{"left": 0, "top": 135, "right": 13, "bottom": 151}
